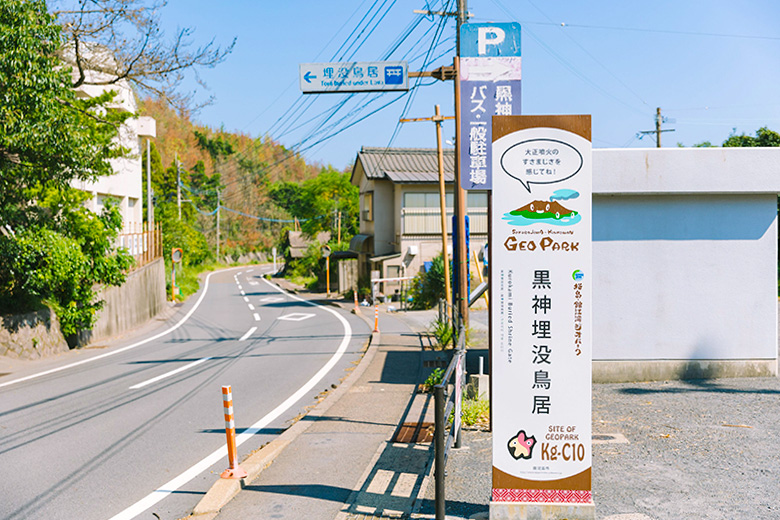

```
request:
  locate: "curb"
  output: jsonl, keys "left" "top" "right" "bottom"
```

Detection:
{"left": 190, "top": 287, "right": 380, "bottom": 517}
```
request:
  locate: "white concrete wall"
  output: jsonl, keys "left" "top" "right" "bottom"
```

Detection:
{"left": 593, "top": 193, "right": 777, "bottom": 361}
{"left": 590, "top": 148, "right": 780, "bottom": 376}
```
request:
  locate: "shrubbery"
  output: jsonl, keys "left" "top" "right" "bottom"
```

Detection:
{"left": 409, "top": 253, "right": 447, "bottom": 309}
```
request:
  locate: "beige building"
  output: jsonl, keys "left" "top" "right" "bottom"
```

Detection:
{"left": 349, "top": 147, "right": 487, "bottom": 288}
{"left": 66, "top": 47, "right": 155, "bottom": 233}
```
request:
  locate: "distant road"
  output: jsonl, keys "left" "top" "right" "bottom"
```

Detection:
{"left": 0, "top": 266, "right": 369, "bottom": 520}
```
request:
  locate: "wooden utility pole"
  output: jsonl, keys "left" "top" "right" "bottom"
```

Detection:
{"left": 453, "top": 0, "right": 469, "bottom": 328}
{"left": 639, "top": 107, "right": 675, "bottom": 147}
{"left": 146, "top": 139, "right": 153, "bottom": 227}
{"left": 399, "top": 105, "right": 455, "bottom": 308}
{"left": 176, "top": 153, "right": 181, "bottom": 220}
{"left": 216, "top": 187, "right": 221, "bottom": 260}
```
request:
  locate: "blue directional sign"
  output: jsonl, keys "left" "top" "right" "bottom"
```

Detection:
{"left": 459, "top": 23, "right": 522, "bottom": 190}
{"left": 299, "top": 61, "right": 409, "bottom": 94}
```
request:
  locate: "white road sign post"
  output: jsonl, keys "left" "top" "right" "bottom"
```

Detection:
{"left": 299, "top": 61, "right": 408, "bottom": 93}
{"left": 490, "top": 115, "right": 594, "bottom": 520}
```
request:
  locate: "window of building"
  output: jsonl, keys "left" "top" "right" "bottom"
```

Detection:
{"left": 363, "top": 192, "right": 373, "bottom": 221}
{"left": 403, "top": 192, "right": 453, "bottom": 208}
{"left": 467, "top": 191, "right": 488, "bottom": 208}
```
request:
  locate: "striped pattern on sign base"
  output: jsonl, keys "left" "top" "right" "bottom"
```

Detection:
{"left": 492, "top": 489, "right": 593, "bottom": 504}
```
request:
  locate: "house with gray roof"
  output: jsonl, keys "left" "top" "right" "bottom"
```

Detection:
{"left": 349, "top": 146, "right": 487, "bottom": 288}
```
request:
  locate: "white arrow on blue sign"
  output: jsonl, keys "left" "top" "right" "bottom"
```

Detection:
{"left": 299, "top": 61, "right": 409, "bottom": 94}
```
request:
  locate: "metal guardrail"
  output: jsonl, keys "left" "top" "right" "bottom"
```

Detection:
{"left": 433, "top": 324, "right": 466, "bottom": 520}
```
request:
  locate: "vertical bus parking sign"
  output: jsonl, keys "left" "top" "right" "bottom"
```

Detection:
{"left": 490, "top": 115, "right": 594, "bottom": 519}
{"left": 459, "top": 22, "right": 522, "bottom": 190}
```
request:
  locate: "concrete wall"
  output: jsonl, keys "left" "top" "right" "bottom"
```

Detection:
{"left": 591, "top": 148, "right": 780, "bottom": 381}
{"left": 82, "top": 258, "right": 166, "bottom": 345}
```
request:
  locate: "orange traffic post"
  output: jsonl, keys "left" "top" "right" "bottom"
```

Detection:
{"left": 373, "top": 303, "right": 380, "bottom": 333}
{"left": 354, "top": 289, "right": 359, "bottom": 312}
{"left": 220, "top": 385, "right": 248, "bottom": 479}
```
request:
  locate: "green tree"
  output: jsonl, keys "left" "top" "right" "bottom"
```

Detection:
{"left": 269, "top": 168, "right": 359, "bottom": 241}
{"left": 0, "top": 0, "right": 127, "bottom": 229}
{"left": 723, "top": 127, "right": 780, "bottom": 147}
{"left": 0, "top": 1, "right": 132, "bottom": 337}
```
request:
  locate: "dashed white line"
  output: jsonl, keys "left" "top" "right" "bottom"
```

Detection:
{"left": 240, "top": 291, "right": 245, "bottom": 296}
{"left": 253, "top": 313, "right": 261, "bottom": 321}
{"left": 129, "top": 357, "right": 213, "bottom": 390}
{"left": 107, "top": 276, "right": 353, "bottom": 520}
{"left": 243, "top": 296, "right": 249, "bottom": 302}
{"left": 248, "top": 304, "right": 255, "bottom": 311}
{"left": 239, "top": 327, "right": 257, "bottom": 341}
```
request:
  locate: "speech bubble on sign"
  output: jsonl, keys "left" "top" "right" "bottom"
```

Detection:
{"left": 500, "top": 138, "right": 583, "bottom": 193}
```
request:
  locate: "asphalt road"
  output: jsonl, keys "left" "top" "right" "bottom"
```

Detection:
{"left": 0, "top": 266, "right": 369, "bottom": 520}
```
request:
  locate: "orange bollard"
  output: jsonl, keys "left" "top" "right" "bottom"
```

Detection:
{"left": 373, "top": 303, "right": 379, "bottom": 333}
{"left": 354, "top": 289, "right": 359, "bottom": 312}
{"left": 220, "top": 385, "right": 248, "bottom": 479}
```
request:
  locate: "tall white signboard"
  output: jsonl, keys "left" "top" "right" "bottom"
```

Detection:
{"left": 490, "top": 115, "right": 594, "bottom": 519}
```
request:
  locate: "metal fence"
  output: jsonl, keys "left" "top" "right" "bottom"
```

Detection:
{"left": 433, "top": 323, "right": 466, "bottom": 520}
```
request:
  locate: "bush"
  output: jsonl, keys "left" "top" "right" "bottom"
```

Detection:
{"left": 409, "top": 253, "right": 447, "bottom": 309}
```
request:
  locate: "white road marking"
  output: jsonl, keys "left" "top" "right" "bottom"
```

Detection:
{"left": 240, "top": 290, "right": 245, "bottom": 296}
{"left": 0, "top": 266, "right": 249, "bottom": 390}
{"left": 260, "top": 296, "right": 284, "bottom": 303}
{"left": 277, "top": 312, "right": 315, "bottom": 322}
{"left": 247, "top": 269, "right": 254, "bottom": 273}
{"left": 253, "top": 313, "right": 261, "bottom": 321}
{"left": 243, "top": 296, "right": 249, "bottom": 302}
{"left": 129, "top": 357, "right": 212, "bottom": 390}
{"left": 239, "top": 327, "right": 257, "bottom": 341}
{"left": 248, "top": 304, "right": 255, "bottom": 310}
{"left": 248, "top": 281, "right": 260, "bottom": 286}
{"left": 107, "top": 276, "right": 353, "bottom": 520}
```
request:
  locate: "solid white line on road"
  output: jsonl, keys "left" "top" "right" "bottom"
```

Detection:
{"left": 0, "top": 266, "right": 251, "bottom": 390}
{"left": 107, "top": 275, "right": 353, "bottom": 520}
{"left": 239, "top": 327, "right": 257, "bottom": 341}
{"left": 248, "top": 304, "right": 255, "bottom": 310}
{"left": 253, "top": 313, "right": 261, "bottom": 321}
{"left": 128, "top": 357, "right": 213, "bottom": 390}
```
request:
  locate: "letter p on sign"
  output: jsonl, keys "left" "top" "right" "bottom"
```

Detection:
{"left": 478, "top": 26, "right": 506, "bottom": 55}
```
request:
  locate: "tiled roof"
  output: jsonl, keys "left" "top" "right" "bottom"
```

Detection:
{"left": 356, "top": 147, "right": 455, "bottom": 183}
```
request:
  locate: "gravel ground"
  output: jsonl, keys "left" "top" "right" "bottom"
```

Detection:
{"left": 415, "top": 377, "right": 780, "bottom": 520}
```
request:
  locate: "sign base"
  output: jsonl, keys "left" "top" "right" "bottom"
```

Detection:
{"left": 490, "top": 501, "right": 595, "bottom": 520}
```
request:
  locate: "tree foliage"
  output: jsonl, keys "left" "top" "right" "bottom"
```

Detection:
{"left": 0, "top": 0, "right": 132, "bottom": 336}
{"left": 269, "top": 168, "right": 359, "bottom": 240}
{"left": 723, "top": 127, "right": 780, "bottom": 148}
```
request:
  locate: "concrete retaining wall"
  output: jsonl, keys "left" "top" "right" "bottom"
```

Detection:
{"left": 0, "top": 308, "right": 69, "bottom": 360}
{"left": 81, "top": 257, "right": 166, "bottom": 345}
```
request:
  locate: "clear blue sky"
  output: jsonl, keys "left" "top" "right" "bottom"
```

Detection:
{"left": 157, "top": 0, "right": 780, "bottom": 170}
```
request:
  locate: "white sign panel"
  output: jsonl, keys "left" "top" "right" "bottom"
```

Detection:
{"left": 490, "top": 116, "right": 593, "bottom": 508}
{"left": 299, "top": 61, "right": 408, "bottom": 93}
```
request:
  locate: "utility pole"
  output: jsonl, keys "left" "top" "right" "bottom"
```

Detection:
{"left": 453, "top": 0, "right": 469, "bottom": 328}
{"left": 176, "top": 153, "right": 181, "bottom": 220}
{"left": 216, "top": 187, "right": 221, "bottom": 261}
{"left": 146, "top": 139, "right": 153, "bottom": 228}
{"left": 639, "top": 107, "right": 675, "bottom": 147}
{"left": 399, "top": 105, "right": 455, "bottom": 309}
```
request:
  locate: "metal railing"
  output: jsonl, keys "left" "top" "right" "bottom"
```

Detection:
{"left": 433, "top": 324, "right": 466, "bottom": 520}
